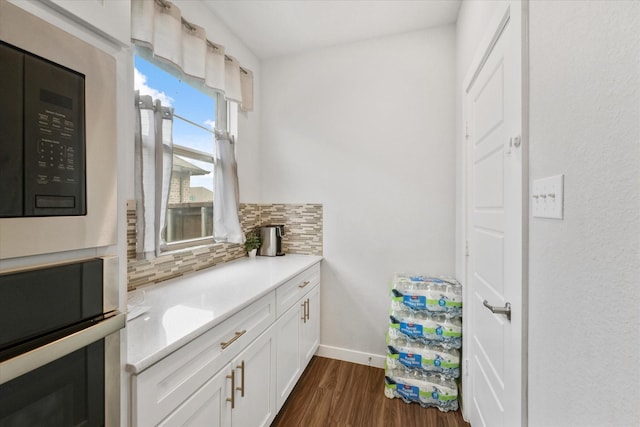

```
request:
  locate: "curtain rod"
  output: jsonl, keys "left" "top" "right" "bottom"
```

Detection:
{"left": 137, "top": 101, "right": 235, "bottom": 143}
{"left": 174, "top": 113, "right": 214, "bottom": 135}
{"left": 136, "top": 100, "right": 215, "bottom": 134}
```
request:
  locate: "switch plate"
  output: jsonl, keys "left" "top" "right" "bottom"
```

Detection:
{"left": 532, "top": 174, "right": 564, "bottom": 219}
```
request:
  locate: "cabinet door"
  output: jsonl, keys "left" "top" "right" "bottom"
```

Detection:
{"left": 232, "top": 326, "right": 276, "bottom": 427}
{"left": 275, "top": 302, "right": 303, "bottom": 410}
{"left": 158, "top": 365, "right": 232, "bottom": 427}
{"left": 301, "top": 285, "right": 321, "bottom": 366}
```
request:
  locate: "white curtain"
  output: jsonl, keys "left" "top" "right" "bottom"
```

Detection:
{"left": 131, "top": 0, "right": 254, "bottom": 112}
{"left": 213, "top": 131, "right": 245, "bottom": 245}
{"left": 134, "top": 92, "right": 174, "bottom": 258}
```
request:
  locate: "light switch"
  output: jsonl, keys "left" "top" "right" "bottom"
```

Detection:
{"left": 532, "top": 174, "right": 564, "bottom": 219}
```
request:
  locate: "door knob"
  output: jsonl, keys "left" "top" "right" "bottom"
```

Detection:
{"left": 483, "top": 300, "right": 511, "bottom": 321}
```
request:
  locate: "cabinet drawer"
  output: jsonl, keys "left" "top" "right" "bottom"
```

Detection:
{"left": 275, "top": 263, "right": 320, "bottom": 317}
{"left": 132, "top": 292, "right": 275, "bottom": 427}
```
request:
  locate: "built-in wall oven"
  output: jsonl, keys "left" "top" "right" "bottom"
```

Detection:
{"left": 0, "top": 256, "right": 124, "bottom": 426}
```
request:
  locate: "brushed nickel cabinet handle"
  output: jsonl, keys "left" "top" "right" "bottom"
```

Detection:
{"left": 236, "top": 360, "right": 245, "bottom": 397}
{"left": 226, "top": 370, "right": 235, "bottom": 409}
{"left": 301, "top": 301, "right": 307, "bottom": 323}
{"left": 220, "top": 329, "right": 247, "bottom": 349}
{"left": 298, "top": 280, "right": 311, "bottom": 288}
{"left": 306, "top": 298, "right": 310, "bottom": 321}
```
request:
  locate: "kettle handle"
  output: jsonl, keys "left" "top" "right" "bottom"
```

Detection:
{"left": 276, "top": 226, "right": 285, "bottom": 237}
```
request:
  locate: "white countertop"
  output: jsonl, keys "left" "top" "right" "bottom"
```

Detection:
{"left": 126, "top": 254, "right": 323, "bottom": 374}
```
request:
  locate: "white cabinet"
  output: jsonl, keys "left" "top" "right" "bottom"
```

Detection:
{"left": 300, "top": 284, "right": 320, "bottom": 365}
{"left": 157, "top": 326, "right": 277, "bottom": 427}
{"left": 42, "top": 0, "right": 131, "bottom": 46}
{"left": 158, "top": 365, "right": 231, "bottom": 427}
{"left": 131, "top": 292, "right": 276, "bottom": 426}
{"left": 130, "top": 261, "right": 321, "bottom": 426}
{"left": 275, "top": 265, "right": 321, "bottom": 410}
{"left": 275, "top": 263, "right": 320, "bottom": 317}
{"left": 230, "top": 327, "right": 276, "bottom": 427}
{"left": 275, "top": 302, "right": 303, "bottom": 409}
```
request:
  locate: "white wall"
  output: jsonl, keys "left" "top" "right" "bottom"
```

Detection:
{"left": 260, "top": 27, "right": 456, "bottom": 362}
{"left": 528, "top": 1, "right": 640, "bottom": 426}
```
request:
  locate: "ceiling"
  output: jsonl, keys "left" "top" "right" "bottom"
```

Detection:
{"left": 203, "top": 0, "right": 462, "bottom": 59}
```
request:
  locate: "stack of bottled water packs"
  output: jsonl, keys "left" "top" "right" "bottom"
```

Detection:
{"left": 384, "top": 273, "right": 462, "bottom": 412}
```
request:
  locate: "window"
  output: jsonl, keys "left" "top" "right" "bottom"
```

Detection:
{"left": 135, "top": 53, "right": 225, "bottom": 249}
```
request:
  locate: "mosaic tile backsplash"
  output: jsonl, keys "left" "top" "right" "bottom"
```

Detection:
{"left": 127, "top": 202, "right": 323, "bottom": 291}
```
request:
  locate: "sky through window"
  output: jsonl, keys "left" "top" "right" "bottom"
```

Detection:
{"left": 134, "top": 56, "right": 216, "bottom": 192}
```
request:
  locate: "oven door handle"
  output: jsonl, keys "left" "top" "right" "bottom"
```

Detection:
{"left": 0, "top": 311, "right": 125, "bottom": 385}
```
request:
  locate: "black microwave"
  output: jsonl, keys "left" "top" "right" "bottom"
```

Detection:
{"left": 0, "top": 40, "right": 86, "bottom": 217}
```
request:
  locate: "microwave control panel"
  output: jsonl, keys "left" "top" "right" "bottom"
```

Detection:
{"left": 0, "top": 41, "right": 86, "bottom": 217}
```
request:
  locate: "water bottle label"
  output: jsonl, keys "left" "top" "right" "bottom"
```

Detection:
{"left": 423, "top": 356, "right": 460, "bottom": 369}
{"left": 399, "top": 352, "right": 422, "bottom": 369}
{"left": 399, "top": 322, "right": 423, "bottom": 338}
{"left": 403, "top": 295, "right": 427, "bottom": 310}
{"left": 397, "top": 383, "right": 420, "bottom": 401}
{"left": 426, "top": 297, "right": 463, "bottom": 308}
{"left": 442, "top": 327, "right": 462, "bottom": 337}
{"left": 428, "top": 386, "right": 458, "bottom": 401}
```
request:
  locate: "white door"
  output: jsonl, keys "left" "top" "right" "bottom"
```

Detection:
{"left": 464, "top": 2, "right": 525, "bottom": 427}
{"left": 276, "top": 301, "right": 302, "bottom": 410}
{"left": 300, "top": 285, "right": 320, "bottom": 364}
{"left": 158, "top": 364, "right": 231, "bottom": 427}
{"left": 232, "top": 326, "right": 277, "bottom": 427}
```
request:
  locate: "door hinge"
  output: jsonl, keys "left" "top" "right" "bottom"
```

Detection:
{"left": 507, "top": 135, "right": 522, "bottom": 156}
{"left": 465, "top": 359, "right": 470, "bottom": 377}
{"left": 465, "top": 122, "right": 470, "bottom": 140}
{"left": 465, "top": 240, "right": 470, "bottom": 257}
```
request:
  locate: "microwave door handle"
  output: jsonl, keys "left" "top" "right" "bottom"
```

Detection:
{"left": 0, "top": 312, "right": 125, "bottom": 386}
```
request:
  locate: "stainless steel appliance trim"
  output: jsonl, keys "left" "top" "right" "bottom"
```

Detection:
{"left": 102, "top": 255, "right": 119, "bottom": 313}
{"left": 0, "top": 255, "right": 100, "bottom": 276}
{"left": 104, "top": 328, "right": 121, "bottom": 427}
{"left": 0, "top": 311, "right": 125, "bottom": 385}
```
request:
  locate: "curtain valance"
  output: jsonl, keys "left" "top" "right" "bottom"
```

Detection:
{"left": 131, "top": 0, "right": 254, "bottom": 112}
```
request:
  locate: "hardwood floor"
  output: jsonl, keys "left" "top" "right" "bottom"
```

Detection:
{"left": 271, "top": 356, "right": 470, "bottom": 427}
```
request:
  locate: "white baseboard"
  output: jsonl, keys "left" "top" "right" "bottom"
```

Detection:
{"left": 316, "top": 344, "right": 386, "bottom": 369}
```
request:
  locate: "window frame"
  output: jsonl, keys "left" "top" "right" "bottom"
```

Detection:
{"left": 134, "top": 50, "right": 233, "bottom": 253}
{"left": 162, "top": 91, "right": 229, "bottom": 253}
